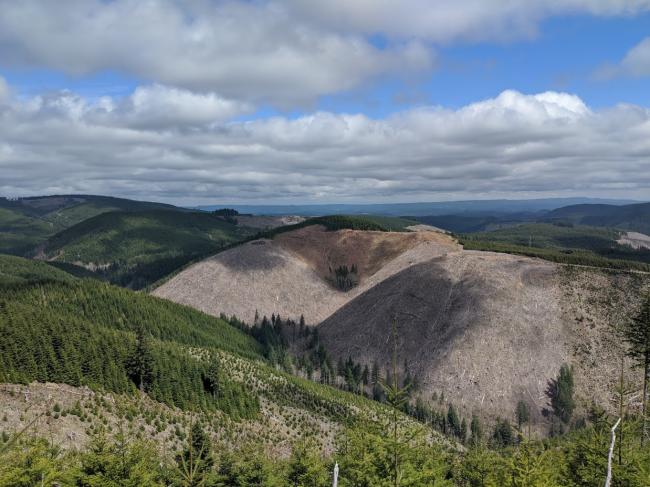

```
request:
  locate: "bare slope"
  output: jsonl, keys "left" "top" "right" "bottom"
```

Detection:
{"left": 153, "top": 225, "right": 459, "bottom": 324}
{"left": 318, "top": 250, "right": 649, "bottom": 426}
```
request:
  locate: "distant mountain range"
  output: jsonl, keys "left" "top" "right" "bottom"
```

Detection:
{"left": 195, "top": 197, "right": 641, "bottom": 217}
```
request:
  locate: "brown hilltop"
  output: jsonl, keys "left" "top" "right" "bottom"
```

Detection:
{"left": 152, "top": 225, "right": 459, "bottom": 324}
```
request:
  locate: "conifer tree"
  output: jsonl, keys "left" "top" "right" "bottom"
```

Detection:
{"left": 447, "top": 404, "right": 461, "bottom": 439}
{"left": 547, "top": 364, "right": 575, "bottom": 427}
{"left": 125, "top": 325, "right": 154, "bottom": 392}
{"left": 177, "top": 420, "right": 214, "bottom": 486}
{"left": 470, "top": 414, "right": 482, "bottom": 447}
{"left": 623, "top": 294, "right": 650, "bottom": 445}
{"left": 516, "top": 400, "right": 530, "bottom": 438}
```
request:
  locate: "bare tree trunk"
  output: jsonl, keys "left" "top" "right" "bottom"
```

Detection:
{"left": 643, "top": 359, "right": 649, "bottom": 447}
{"left": 606, "top": 418, "right": 622, "bottom": 487}
{"left": 332, "top": 462, "right": 339, "bottom": 487}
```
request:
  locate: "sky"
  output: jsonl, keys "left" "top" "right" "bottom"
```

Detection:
{"left": 1, "top": 0, "right": 649, "bottom": 205}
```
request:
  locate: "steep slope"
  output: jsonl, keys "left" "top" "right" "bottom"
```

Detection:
{"left": 153, "top": 224, "right": 459, "bottom": 324}
{"left": 317, "top": 250, "right": 649, "bottom": 426}
{"left": 544, "top": 202, "right": 650, "bottom": 234}
{"left": 38, "top": 209, "right": 255, "bottom": 288}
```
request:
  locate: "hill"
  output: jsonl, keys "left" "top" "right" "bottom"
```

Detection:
{"left": 153, "top": 222, "right": 650, "bottom": 432}
{"left": 459, "top": 222, "right": 650, "bottom": 271}
{"left": 544, "top": 202, "right": 650, "bottom": 234}
{"left": 317, "top": 250, "right": 648, "bottom": 427}
{"left": 153, "top": 223, "right": 459, "bottom": 324}
{"left": 0, "top": 195, "right": 186, "bottom": 256}
{"left": 37, "top": 209, "right": 256, "bottom": 289}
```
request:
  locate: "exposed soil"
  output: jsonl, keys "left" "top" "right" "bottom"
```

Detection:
{"left": 153, "top": 226, "right": 459, "bottom": 324}
{"left": 318, "top": 251, "right": 648, "bottom": 430}
{"left": 617, "top": 231, "right": 650, "bottom": 250}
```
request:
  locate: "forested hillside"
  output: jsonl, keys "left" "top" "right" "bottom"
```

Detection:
{"left": 544, "top": 202, "right": 650, "bottom": 234}
{"left": 0, "top": 195, "right": 186, "bottom": 256}
{"left": 460, "top": 222, "right": 650, "bottom": 271}
{"left": 38, "top": 210, "right": 256, "bottom": 288}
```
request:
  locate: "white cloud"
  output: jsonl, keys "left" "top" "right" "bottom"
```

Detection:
{"left": 286, "top": 0, "right": 650, "bottom": 42}
{"left": 620, "top": 37, "right": 650, "bottom": 76}
{"left": 1, "top": 83, "right": 649, "bottom": 203}
{"left": 0, "top": 0, "right": 433, "bottom": 106}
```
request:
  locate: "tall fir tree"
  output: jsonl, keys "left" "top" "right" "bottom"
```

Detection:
{"left": 623, "top": 294, "right": 650, "bottom": 445}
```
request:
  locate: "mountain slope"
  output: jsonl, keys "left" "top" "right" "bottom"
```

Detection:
{"left": 0, "top": 255, "right": 430, "bottom": 457}
{"left": 38, "top": 209, "right": 255, "bottom": 288}
{"left": 544, "top": 202, "right": 650, "bottom": 234}
{"left": 317, "top": 250, "right": 649, "bottom": 427}
{"left": 0, "top": 195, "right": 186, "bottom": 256}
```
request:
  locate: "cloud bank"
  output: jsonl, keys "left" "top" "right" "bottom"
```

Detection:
{"left": 1, "top": 79, "right": 648, "bottom": 204}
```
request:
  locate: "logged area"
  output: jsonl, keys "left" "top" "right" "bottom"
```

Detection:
{"left": 153, "top": 225, "right": 459, "bottom": 324}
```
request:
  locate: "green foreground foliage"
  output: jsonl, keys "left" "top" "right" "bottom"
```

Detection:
{"left": 2, "top": 417, "right": 650, "bottom": 486}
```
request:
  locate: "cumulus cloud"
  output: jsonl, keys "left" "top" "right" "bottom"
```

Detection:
{"left": 1, "top": 83, "right": 649, "bottom": 203}
{"left": 0, "top": 0, "right": 433, "bottom": 106}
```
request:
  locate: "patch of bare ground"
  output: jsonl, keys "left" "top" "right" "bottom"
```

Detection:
{"left": 235, "top": 215, "right": 305, "bottom": 230}
{"left": 318, "top": 251, "right": 649, "bottom": 433}
{"left": 153, "top": 226, "right": 459, "bottom": 324}
{"left": 617, "top": 231, "right": 650, "bottom": 250}
{"left": 0, "top": 378, "right": 340, "bottom": 459}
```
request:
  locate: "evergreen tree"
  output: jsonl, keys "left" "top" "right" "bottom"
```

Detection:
{"left": 546, "top": 364, "right": 575, "bottom": 426}
{"left": 516, "top": 400, "right": 530, "bottom": 436}
{"left": 125, "top": 325, "right": 154, "bottom": 392}
{"left": 491, "top": 418, "right": 514, "bottom": 448}
{"left": 447, "top": 404, "right": 461, "bottom": 439}
{"left": 203, "top": 357, "right": 220, "bottom": 398}
{"left": 362, "top": 364, "right": 370, "bottom": 386}
{"left": 177, "top": 421, "right": 214, "bottom": 486}
{"left": 624, "top": 294, "right": 650, "bottom": 445}
{"left": 470, "top": 414, "right": 482, "bottom": 447}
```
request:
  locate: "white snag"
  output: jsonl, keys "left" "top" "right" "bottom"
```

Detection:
{"left": 605, "top": 418, "right": 622, "bottom": 487}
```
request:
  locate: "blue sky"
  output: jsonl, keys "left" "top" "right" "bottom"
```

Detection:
{"left": 0, "top": 0, "right": 649, "bottom": 204}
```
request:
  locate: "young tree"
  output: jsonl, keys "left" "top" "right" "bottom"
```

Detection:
{"left": 491, "top": 418, "right": 514, "bottom": 448}
{"left": 546, "top": 364, "right": 575, "bottom": 426}
{"left": 516, "top": 400, "right": 530, "bottom": 437}
{"left": 623, "top": 294, "right": 650, "bottom": 445}
{"left": 447, "top": 404, "right": 461, "bottom": 439}
{"left": 380, "top": 319, "right": 412, "bottom": 487}
{"left": 203, "top": 357, "right": 220, "bottom": 399}
{"left": 177, "top": 421, "right": 214, "bottom": 486}
{"left": 470, "top": 414, "right": 482, "bottom": 447}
